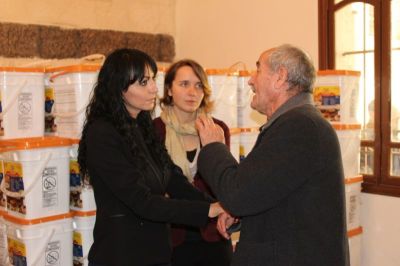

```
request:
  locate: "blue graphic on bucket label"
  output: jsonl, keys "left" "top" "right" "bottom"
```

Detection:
{"left": 46, "top": 241, "right": 60, "bottom": 266}
{"left": 42, "top": 167, "right": 58, "bottom": 208}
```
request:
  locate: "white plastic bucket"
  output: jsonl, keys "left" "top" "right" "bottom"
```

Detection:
{"left": 0, "top": 137, "right": 72, "bottom": 219}
{"left": 314, "top": 70, "right": 361, "bottom": 124}
{"left": 69, "top": 140, "right": 96, "bottom": 212}
{"left": 348, "top": 226, "right": 362, "bottom": 266}
{"left": 239, "top": 129, "right": 259, "bottom": 161}
{"left": 4, "top": 212, "right": 73, "bottom": 266}
{"left": 0, "top": 211, "right": 8, "bottom": 265}
{"left": 72, "top": 211, "right": 96, "bottom": 266}
{"left": 0, "top": 67, "right": 45, "bottom": 140}
{"left": 207, "top": 69, "right": 238, "bottom": 128}
{"left": 49, "top": 65, "right": 100, "bottom": 139}
{"left": 345, "top": 176, "right": 362, "bottom": 231}
{"left": 237, "top": 71, "right": 266, "bottom": 128}
{"left": 333, "top": 124, "right": 361, "bottom": 177}
{"left": 153, "top": 66, "right": 166, "bottom": 119}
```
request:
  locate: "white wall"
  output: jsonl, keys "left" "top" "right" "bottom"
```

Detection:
{"left": 0, "top": 0, "right": 175, "bottom": 34}
{"left": 175, "top": 0, "right": 318, "bottom": 69}
{"left": 361, "top": 194, "right": 400, "bottom": 266}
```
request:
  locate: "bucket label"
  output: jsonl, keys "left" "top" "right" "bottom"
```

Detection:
{"left": 18, "top": 93, "right": 33, "bottom": 130}
{"left": 4, "top": 161, "right": 26, "bottom": 214}
{"left": 73, "top": 231, "right": 84, "bottom": 265}
{"left": 70, "top": 160, "right": 83, "bottom": 209}
{"left": 0, "top": 161, "right": 5, "bottom": 209}
{"left": 46, "top": 241, "right": 60, "bottom": 266}
{"left": 7, "top": 237, "right": 27, "bottom": 266}
{"left": 0, "top": 91, "right": 3, "bottom": 136}
{"left": 45, "top": 87, "right": 57, "bottom": 133}
{"left": 42, "top": 167, "right": 58, "bottom": 208}
{"left": 313, "top": 86, "right": 341, "bottom": 122}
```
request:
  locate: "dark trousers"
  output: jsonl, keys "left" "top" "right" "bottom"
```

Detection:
{"left": 171, "top": 240, "right": 233, "bottom": 266}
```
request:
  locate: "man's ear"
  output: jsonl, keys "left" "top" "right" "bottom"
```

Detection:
{"left": 276, "top": 66, "right": 288, "bottom": 87}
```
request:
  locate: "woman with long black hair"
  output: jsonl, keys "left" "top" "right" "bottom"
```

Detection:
{"left": 78, "top": 48, "right": 223, "bottom": 266}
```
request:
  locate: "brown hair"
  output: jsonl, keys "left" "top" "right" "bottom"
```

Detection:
{"left": 160, "top": 59, "right": 213, "bottom": 112}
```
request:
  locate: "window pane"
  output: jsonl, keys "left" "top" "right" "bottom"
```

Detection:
{"left": 360, "top": 146, "right": 374, "bottom": 175}
{"left": 334, "top": 3, "right": 375, "bottom": 140}
{"left": 391, "top": 0, "right": 400, "bottom": 142}
{"left": 391, "top": 148, "right": 400, "bottom": 177}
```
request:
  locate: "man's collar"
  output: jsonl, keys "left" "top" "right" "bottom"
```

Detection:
{"left": 260, "top": 92, "right": 314, "bottom": 132}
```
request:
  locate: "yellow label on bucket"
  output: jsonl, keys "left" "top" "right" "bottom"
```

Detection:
{"left": 0, "top": 161, "right": 3, "bottom": 181}
{"left": 4, "top": 161, "right": 26, "bottom": 215}
{"left": 313, "top": 86, "right": 341, "bottom": 122}
{"left": 73, "top": 231, "right": 84, "bottom": 260}
{"left": 7, "top": 237, "right": 27, "bottom": 264}
{"left": 45, "top": 87, "right": 56, "bottom": 133}
{"left": 3, "top": 161, "right": 24, "bottom": 193}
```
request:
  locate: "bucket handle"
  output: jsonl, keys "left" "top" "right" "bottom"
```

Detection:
{"left": 0, "top": 152, "right": 52, "bottom": 198}
{"left": 0, "top": 80, "right": 27, "bottom": 118}
{"left": 52, "top": 105, "right": 86, "bottom": 118}
{"left": 15, "top": 226, "right": 56, "bottom": 266}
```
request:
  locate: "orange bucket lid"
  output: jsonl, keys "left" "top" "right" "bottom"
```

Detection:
{"left": 240, "top": 127, "right": 261, "bottom": 133}
{"left": 73, "top": 210, "right": 96, "bottom": 217}
{"left": 70, "top": 139, "right": 80, "bottom": 145}
{"left": 332, "top": 124, "right": 361, "bottom": 130}
{"left": 238, "top": 70, "right": 252, "bottom": 77}
{"left": 317, "top": 70, "right": 361, "bottom": 76}
{"left": 229, "top": 128, "right": 241, "bottom": 135}
{"left": 347, "top": 226, "right": 363, "bottom": 237}
{"left": 46, "top": 64, "right": 101, "bottom": 73}
{"left": 3, "top": 212, "right": 73, "bottom": 225}
{"left": 345, "top": 175, "right": 363, "bottom": 184}
{"left": 0, "top": 66, "right": 45, "bottom": 73}
{"left": 205, "top": 68, "right": 237, "bottom": 76}
{"left": 0, "top": 137, "right": 72, "bottom": 152}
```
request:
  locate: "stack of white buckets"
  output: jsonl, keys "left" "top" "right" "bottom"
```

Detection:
{"left": 0, "top": 64, "right": 99, "bottom": 266}
{"left": 314, "top": 70, "right": 363, "bottom": 266}
{"left": 48, "top": 65, "right": 99, "bottom": 266}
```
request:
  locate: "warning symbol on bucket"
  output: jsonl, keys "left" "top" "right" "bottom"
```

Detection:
{"left": 46, "top": 241, "right": 60, "bottom": 265}
{"left": 42, "top": 167, "right": 57, "bottom": 191}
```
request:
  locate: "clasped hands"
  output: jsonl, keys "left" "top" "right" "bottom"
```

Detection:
{"left": 209, "top": 202, "right": 239, "bottom": 239}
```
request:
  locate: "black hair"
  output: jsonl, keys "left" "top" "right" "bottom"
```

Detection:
{"left": 78, "top": 48, "right": 172, "bottom": 182}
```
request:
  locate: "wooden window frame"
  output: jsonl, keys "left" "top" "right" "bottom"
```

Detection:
{"left": 319, "top": 0, "right": 400, "bottom": 197}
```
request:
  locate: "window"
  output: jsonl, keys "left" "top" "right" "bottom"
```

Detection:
{"left": 319, "top": 0, "right": 400, "bottom": 196}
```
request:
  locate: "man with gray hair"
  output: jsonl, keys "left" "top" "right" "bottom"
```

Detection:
{"left": 196, "top": 44, "right": 349, "bottom": 265}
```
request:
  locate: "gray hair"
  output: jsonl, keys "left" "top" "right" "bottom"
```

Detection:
{"left": 267, "top": 44, "right": 316, "bottom": 93}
